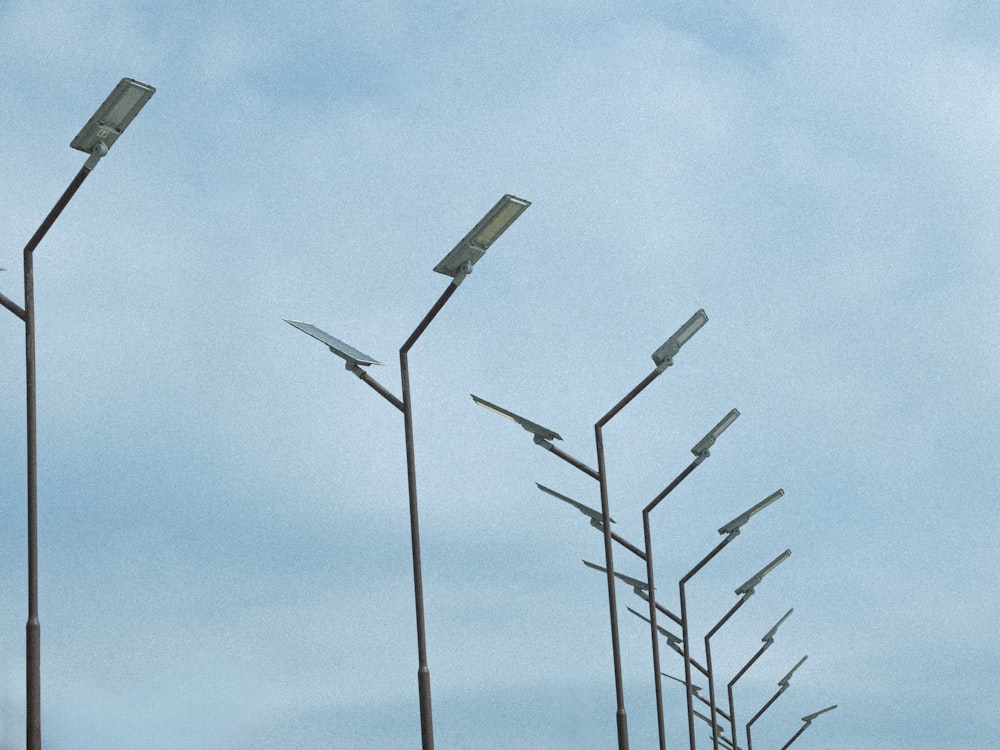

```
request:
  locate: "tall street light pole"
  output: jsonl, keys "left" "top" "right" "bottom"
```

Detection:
{"left": 286, "top": 194, "right": 529, "bottom": 750}
{"left": 726, "top": 608, "right": 793, "bottom": 748}
{"left": 745, "top": 654, "right": 808, "bottom": 750}
{"left": 642, "top": 407, "right": 739, "bottom": 750}
{"left": 0, "top": 77, "right": 155, "bottom": 750}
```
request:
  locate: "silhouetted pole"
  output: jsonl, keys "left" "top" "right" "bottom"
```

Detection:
{"left": 1, "top": 78, "right": 154, "bottom": 750}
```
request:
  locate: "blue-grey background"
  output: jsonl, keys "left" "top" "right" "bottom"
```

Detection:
{"left": 1, "top": 2, "right": 997, "bottom": 748}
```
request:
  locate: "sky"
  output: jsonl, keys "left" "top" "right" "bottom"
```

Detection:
{"left": 1, "top": 1, "right": 998, "bottom": 748}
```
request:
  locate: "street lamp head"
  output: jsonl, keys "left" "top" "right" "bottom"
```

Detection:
{"left": 651, "top": 309, "right": 708, "bottom": 371}
{"left": 471, "top": 394, "right": 562, "bottom": 445}
{"left": 284, "top": 319, "right": 382, "bottom": 369}
{"left": 802, "top": 704, "right": 837, "bottom": 723}
{"left": 628, "top": 607, "right": 684, "bottom": 652}
{"left": 734, "top": 549, "right": 791, "bottom": 597}
{"left": 718, "top": 489, "right": 785, "bottom": 536}
{"left": 433, "top": 194, "right": 530, "bottom": 283}
{"left": 583, "top": 559, "right": 650, "bottom": 599}
{"left": 762, "top": 607, "right": 794, "bottom": 644}
{"left": 70, "top": 78, "right": 155, "bottom": 165}
{"left": 536, "top": 483, "right": 614, "bottom": 529}
{"left": 778, "top": 654, "right": 808, "bottom": 687}
{"left": 691, "top": 408, "right": 740, "bottom": 460}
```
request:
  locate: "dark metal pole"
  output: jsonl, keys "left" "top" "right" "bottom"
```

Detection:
{"left": 745, "top": 686, "right": 784, "bottom": 750}
{"left": 641, "top": 458, "right": 702, "bottom": 750}
{"left": 398, "top": 281, "right": 459, "bottom": 750}
{"left": 592, "top": 366, "right": 663, "bottom": 750}
{"left": 679, "top": 534, "right": 735, "bottom": 750}
{"left": 778, "top": 722, "right": 810, "bottom": 750}
{"left": 17, "top": 163, "right": 93, "bottom": 750}
{"left": 726, "top": 642, "right": 769, "bottom": 750}
{"left": 594, "top": 424, "right": 628, "bottom": 750}
{"left": 704, "top": 597, "right": 748, "bottom": 750}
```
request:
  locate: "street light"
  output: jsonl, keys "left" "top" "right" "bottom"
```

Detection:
{"left": 0, "top": 77, "right": 154, "bottom": 750}
{"left": 779, "top": 705, "right": 837, "bottom": 750}
{"left": 70, "top": 78, "right": 156, "bottom": 167}
{"left": 692, "top": 408, "right": 741, "bottom": 459}
{"left": 536, "top": 483, "right": 614, "bottom": 531}
{"left": 433, "top": 194, "right": 530, "bottom": 283}
{"left": 745, "top": 655, "right": 808, "bottom": 750}
{"left": 287, "top": 193, "right": 529, "bottom": 750}
{"left": 641, "top": 412, "right": 741, "bottom": 750}
{"left": 651, "top": 308, "right": 708, "bottom": 370}
{"left": 726, "top": 608, "right": 794, "bottom": 747}
{"left": 471, "top": 395, "right": 562, "bottom": 444}
{"left": 735, "top": 549, "right": 791, "bottom": 598}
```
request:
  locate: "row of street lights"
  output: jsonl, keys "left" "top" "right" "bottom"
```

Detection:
{"left": 1, "top": 78, "right": 155, "bottom": 750}
{"left": 474, "top": 319, "right": 837, "bottom": 748}
{"left": 4, "top": 79, "right": 836, "bottom": 750}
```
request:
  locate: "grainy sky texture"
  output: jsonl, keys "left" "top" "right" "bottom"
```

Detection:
{"left": 1, "top": 2, "right": 998, "bottom": 749}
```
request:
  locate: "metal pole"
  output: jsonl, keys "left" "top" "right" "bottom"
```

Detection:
{"left": 591, "top": 367, "right": 662, "bottom": 750}
{"left": 641, "top": 458, "right": 702, "bottom": 750}
{"left": 726, "top": 642, "right": 769, "bottom": 750}
{"left": 594, "top": 424, "right": 628, "bottom": 750}
{"left": 778, "top": 722, "right": 810, "bottom": 750}
{"left": 678, "top": 534, "right": 733, "bottom": 750}
{"left": 19, "top": 163, "right": 93, "bottom": 750}
{"left": 705, "top": 598, "right": 748, "bottom": 750}
{"left": 641, "top": 512, "right": 666, "bottom": 750}
{"left": 745, "top": 686, "right": 784, "bottom": 750}
{"left": 398, "top": 281, "right": 458, "bottom": 750}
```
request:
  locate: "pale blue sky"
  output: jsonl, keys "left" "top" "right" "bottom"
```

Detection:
{"left": 1, "top": 2, "right": 998, "bottom": 748}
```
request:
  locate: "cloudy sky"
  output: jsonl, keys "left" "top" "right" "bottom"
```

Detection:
{"left": 1, "top": 1, "right": 998, "bottom": 748}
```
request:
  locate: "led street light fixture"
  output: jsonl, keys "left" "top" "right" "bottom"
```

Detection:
{"left": 762, "top": 608, "right": 794, "bottom": 643}
{"left": 651, "top": 308, "right": 708, "bottom": 368}
{"left": 433, "top": 194, "right": 530, "bottom": 278}
{"left": 718, "top": 489, "right": 785, "bottom": 535}
{"left": 691, "top": 408, "right": 740, "bottom": 457}
{"left": 537, "top": 483, "right": 614, "bottom": 529}
{"left": 583, "top": 560, "right": 650, "bottom": 597}
{"left": 70, "top": 78, "right": 156, "bottom": 156}
{"left": 471, "top": 394, "right": 562, "bottom": 443}
{"left": 802, "top": 705, "right": 837, "bottom": 722}
{"left": 735, "top": 549, "right": 791, "bottom": 597}
{"left": 778, "top": 655, "right": 808, "bottom": 687}
{"left": 628, "top": 607, "right": 683, "bottom": 651}
{"left": 284, "top": 319, "right": 382, "bottom": 368}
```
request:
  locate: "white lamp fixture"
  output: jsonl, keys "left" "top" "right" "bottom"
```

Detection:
{"left": 434, "top": 194, "right": 530, "bottom": 281}
{"left": 652, "top": 309, "right": 708, "bottom": 370}
{"left": 70, "top": 78, "right": 156, "bottom": 163}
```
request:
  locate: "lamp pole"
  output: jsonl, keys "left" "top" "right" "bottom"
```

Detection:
{"left": 644, "top": 407, "right": 739, "bottom": 750}
{"left": 286, "top": 194, "right": 529, "bottom": 750}
{"left": 745, "top": 655, "right": 807, "bottom": 750}
{"left": 0, "top": 78, "right": 154, "bottom": 750}
{"left": 726, "top": 608, "right": 793, "bottom": 748}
